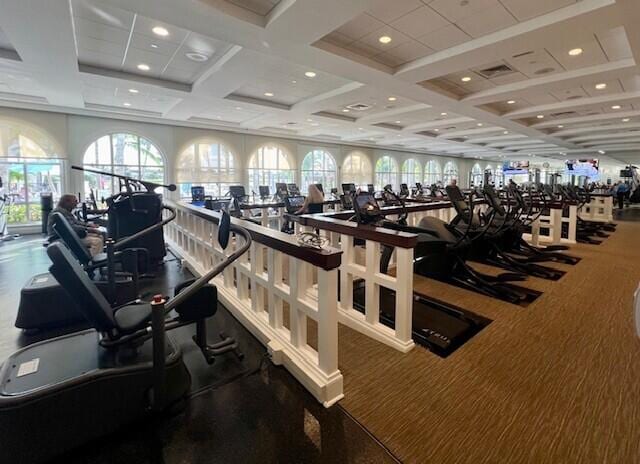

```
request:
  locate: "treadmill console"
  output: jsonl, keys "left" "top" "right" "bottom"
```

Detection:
{"left": 284, "top": 195, "right": 305, "bottom": 214}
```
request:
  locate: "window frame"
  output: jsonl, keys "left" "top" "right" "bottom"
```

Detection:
{"left": 342, "top": 152, "right": 372, "bottom": 190}
{"left": 176, "top": 140, "right": 237, "bottom": 198}
{"left": 300, "top": 148, "right": 337, "bottom": 193}
{"left": 442, "top": 161, "right": 458, "bottom": 186}
{"left": 401, "top": 158, "right": 422, "bottom": 188}
{"left": 374, "top": 155, "right": 399, "bottom": 191}
{"left": 247, "top": 144, "right": 295, "bottom": 193}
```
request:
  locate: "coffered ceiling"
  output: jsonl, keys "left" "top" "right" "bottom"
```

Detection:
{"left": 0, "top": 0, "right": 639, "bottom": 165}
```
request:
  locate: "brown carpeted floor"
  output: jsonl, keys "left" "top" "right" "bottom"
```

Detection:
{"left": 335, "top": 219, "right": 640, "bottom": 464}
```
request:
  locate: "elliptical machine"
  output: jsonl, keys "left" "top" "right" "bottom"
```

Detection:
{"left": 0, "top": 175, "right": 19, "bottom": 243}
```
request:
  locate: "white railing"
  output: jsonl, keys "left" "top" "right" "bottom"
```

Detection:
{"left": 523, "top": 202, "right": 577, "bottom": 246}
{"left": 580, "top": 194, "right": 613, "bottom": 223}
{"left": 165, "top": 202, "right": 344, "bottom": 407}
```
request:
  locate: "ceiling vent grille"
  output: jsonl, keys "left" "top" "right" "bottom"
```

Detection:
{"left": 550, "top": 111, "right": 577, "bottom": 118}
{"left": 346, "top": 102, "right": 373, "bottom": 111}
{"left": 476, "top": 63, "right": 515, "bottom": 79}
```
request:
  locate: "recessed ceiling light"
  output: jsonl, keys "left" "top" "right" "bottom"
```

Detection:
{"left": 477, "top": 123, "right": 483, "bottom": 126}
{"left": 568, "top": 48, "right": 583, "bottom": 56}
{"left": 186, "top": 52, "right": 209, "bottom": 62}
{"left": 358, "top": 127, "right": 364, "bottom": 130}
{"left": 598, "top": 150, "right": 606, "bottom": 154}
{"left": 388, "top": 96, "right": 397, "bottom": 101}
{"left": 137, "top": 63, "right": 150, "bottom": 71}
{"left": 503, "top": 131, "right": 509, "bottom": 135}
{"left": 264, "top": 92, "right": 274, "bottom": 97}
{"left": 152, "top": 26, "right": 169, "bottom": 37}
{"left": 291, "top": 80, "right": 297, "bottom": 84}
{"left": 595, "top": 83, "right": 607, "bottom": 90}
{"left": 216, "top": 116, "right": 222, "bottom": 119}
{"left": 123, "top": 102, "right": 131, "bottom": 107}
{"left": 558, "top": 125, "right": 564, "bottom": 128}
{"left": 379, "top": 36, "right": 392, "bottom": 44}
{"left": 440, "top": 112, "right": 447, "bottom": 116}
{"left": 434, "top": 128, "right": 439, "bottom": 132}
{"left": 461, "top": 76, "right": 471, "bottom": 82}
{"left": 622, "top": 118, "right": 630, "bottom": 122}
{"left": 150, "top": 44, "right": 159, "bottom": 49}
{"left": 311, "top": 123, "right": 319, "bottom": 127}
{"left": 536, "top": 114, "right": 544, "bottom": 119}
{"left": 342, "top": 108, "right": 349, "bottom": 113}
{"left": 235, "top": 107, "right": 242, "bottom": 110}
{"left": 611, "top": 105, "right": 621, "bottom": 109}
{"left": 304, "top": 71, "right": 316, "bottom": 78}
{"left": 507, "top": 100, "right": 516, "bottom": 104}
{"left": 395, "top": 120, "right": 401, "bottom": 123}
{"left": 128, "top": 88, "right": 139, "bottom": 94}
{"left": 307, "top": 118, "right": 313, "bottom": 122}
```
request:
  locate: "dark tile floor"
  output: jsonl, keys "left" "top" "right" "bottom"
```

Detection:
{"left": 0, "top": 235, "right": 399, "bottom": 464}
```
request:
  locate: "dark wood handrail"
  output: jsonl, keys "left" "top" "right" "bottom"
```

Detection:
{"left": 169, "top": 201, "right": 342, "bottom": 270}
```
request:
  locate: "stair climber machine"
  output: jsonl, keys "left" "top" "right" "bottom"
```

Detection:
{"left": 15, "top": 205, "right": 177, "bottom": 332}
{"left": 348, "top": 190, "right": 494, "bottom": 357}
{"left": 72, "top": 165, "right": 177, "bottom": 264}
{"left": 0, "top": 210, "right": 250, "bottom": 464}
{"left": 446, "top": 184, "right": 566, "bottom": 281}
{"left": 482, "top": 184, "right": 580, "bottom": 267}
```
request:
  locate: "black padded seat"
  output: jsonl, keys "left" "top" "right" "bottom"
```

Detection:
{"left": 46, "top": 243, "right": 152, "bottom": 337}
{"left": 114, "top": 303, "right": 152, "bottom": 334}
{"left": 417, "top": 216, "right": 458, "bottom": 244}
{"left": 51, "top": 212, "right": 94, "bottom": 266}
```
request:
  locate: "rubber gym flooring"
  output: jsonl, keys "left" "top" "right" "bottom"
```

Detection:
{"left": 0, "top": 237, "right": 397, "bottom": 464}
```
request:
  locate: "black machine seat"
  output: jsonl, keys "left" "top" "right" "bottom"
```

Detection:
{"left": 47, "top": 242, "right": 152, "bottom": 336}
{"left": 114, "top": 303, "right": 153, "bottom": 334}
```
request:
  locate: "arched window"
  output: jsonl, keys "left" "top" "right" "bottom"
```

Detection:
{"left": 494, "top": 164, "right": 504, "bottom": 187}
{"left": 401, "top": 159, "right": 422, "bottom": 187}
{"left": 342, "top": 152, "right": 372, "bottom": 189}
{"left": 485, "top": 164, "right": 494, "bottom": 185}
{"left": 0, "top": 121, "right": 63, "bottom": 224}
{"left": 375, "top": 155, "right": 399, "bottom": 190}
{"left": 247, "top": 144, "right": 294, "bottom": 193}
{"left": 82, "top": 133, "right": 165, "bottom": 200}
{"left": 471, "top": 163, "right": 483, "bottom": 187}
{"left": 176, "top": 141, "right": 236, "bottom": 198}
{"left": 424, "top": 160, "right": 441, "bottom": 186}
{"left": 443, "top": 161, "right": 458, "bottom": 186}
{"left": 301, "top": 149, "right": 337, "bottom": 193}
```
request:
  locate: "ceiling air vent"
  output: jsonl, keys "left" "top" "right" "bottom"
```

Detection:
{"left": 476, "top": 63, "right": 515, "bottom": 79}
{"left": 566, "top": 95, "right": 583, "bottom": 100}
{"left": 512, "top": 51, "right": 534, "bottom": 58}
{"left": 345, "top": 102, "right": 373, "bottom": 111}
{"left": 550, "top": 111, "right": 577, "bottom": 118}
{"left": 534, "top": 67, "right": 555, "bottom": 75}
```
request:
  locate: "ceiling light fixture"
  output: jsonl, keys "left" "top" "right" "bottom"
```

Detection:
{"left": 461, "top": 76, "right": 471, "bottom": 82}
{"left": 152, "top": 26, "right": 169, "bottom": 37}
{"left": 477, "top": 123, "right": 483, "bottom": 126}
{"left": 503, "top": 131, "right": 509, "bottom": 135}
{"left": 137, "top": 64, "right": 150, "bottom": 71}
{"left": 568, "top": 48, "right": 583, "bottom": 56}
{"left": 304, "top": 71, "right": 316, "bottom": 78}
{"left": 307, "top": 118, "right": 313, "bottom": 122}
{"left": 186, "top": 52, "right": 209, "bottom": 62}
{"left": 622, "top": 118, "right": 630, "bottom": 122}
{"left": 235, "top": 107, "right": 242, "bottom": 110}
{"left": 128, "top": 89, "right": 139, "bottom": 94}
{"left": 342, "top": 109, "right": 349, "bottom": 113}
{"left": 150, "top": 44, "right": 159, "bottom": 49}
{"left": 440, "top": 112, "right": 447, "bottom": 116}
{"left": 123, "top": 102, "right": 131, "bottom": 107}
{"left": 612, "top": 105, "right": 621, "bottom": 109}
{"left": 558, "top": 125, "right": 564, "bottom": 128}
{"left": 264, "top": 92, "right": 274, "bottom": 97}
{"left": 291, "top": 80, "right": 297, "bottom": 84}
{"left": 595, "top": 83, "right": 607, "bottom": 90}
{"left": 598, "top": 150, "right": 606, "bottom": 154}
{"left": 395, "top": 120, "right": 401, "bottom": 123}
{"left": 378, "top": 35, "right": 392, "bottom": 44}
{"left": 507, "top": 100, "right": 516, "bottom": 104}
{"left": 388, "top": 96, "right": 397, "bottom": 101}
{"left": 537, "top": 114, "right": 544, "bottom": 119}
{"left": 358, "top": 127, "right": 364, "bottom": 130}
{"left": 434, "top": 128, "right": 439, "bottom": 132}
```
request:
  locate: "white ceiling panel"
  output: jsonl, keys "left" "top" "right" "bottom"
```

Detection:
{"left": 455, "top": 3, "right": 517, "bottom": 39}
{"left": 547, "top": 38, "right": 609, "bottom": 71}
{"left": 71, "top": 0, "right": 134, "bottom": 29}
{"left": 429, "top": 0, "right": 501, "bottom": 23}
{"left": 129, "top": 33, "right": 180, "bottom": 57}
{"left": 390, "top": 6, "right": 450, "bottom": 39}
{"left": 334, "top": 14, "right": 385, "bottom": 42}
{"left": 366, "top": 0, "right": 423, "bottom": 24}
{"left": 74, "top": 18, "right": 129, "bottom": 46}
{"left": 596, "top": 26, "right": 633, "bottom": 61}
{"left": 417, "top": 24, "right": 471, "bottom": 51}
{"left": 226, "top": 0, "right": 280, "bottom": 16}
{"left": 0, "top": 26, "right": 13, "bottom": 50}
{"left": 499, "top": 0, "right": 576, "bottom": 21}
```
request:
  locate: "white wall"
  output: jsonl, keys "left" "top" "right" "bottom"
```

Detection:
{"left": 0, "top": 107, "right": 478, "bottom": 196}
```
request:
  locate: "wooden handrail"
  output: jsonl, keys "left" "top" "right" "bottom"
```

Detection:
{"left": 170, "top": 201, "right": 342, "bottom": 270}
